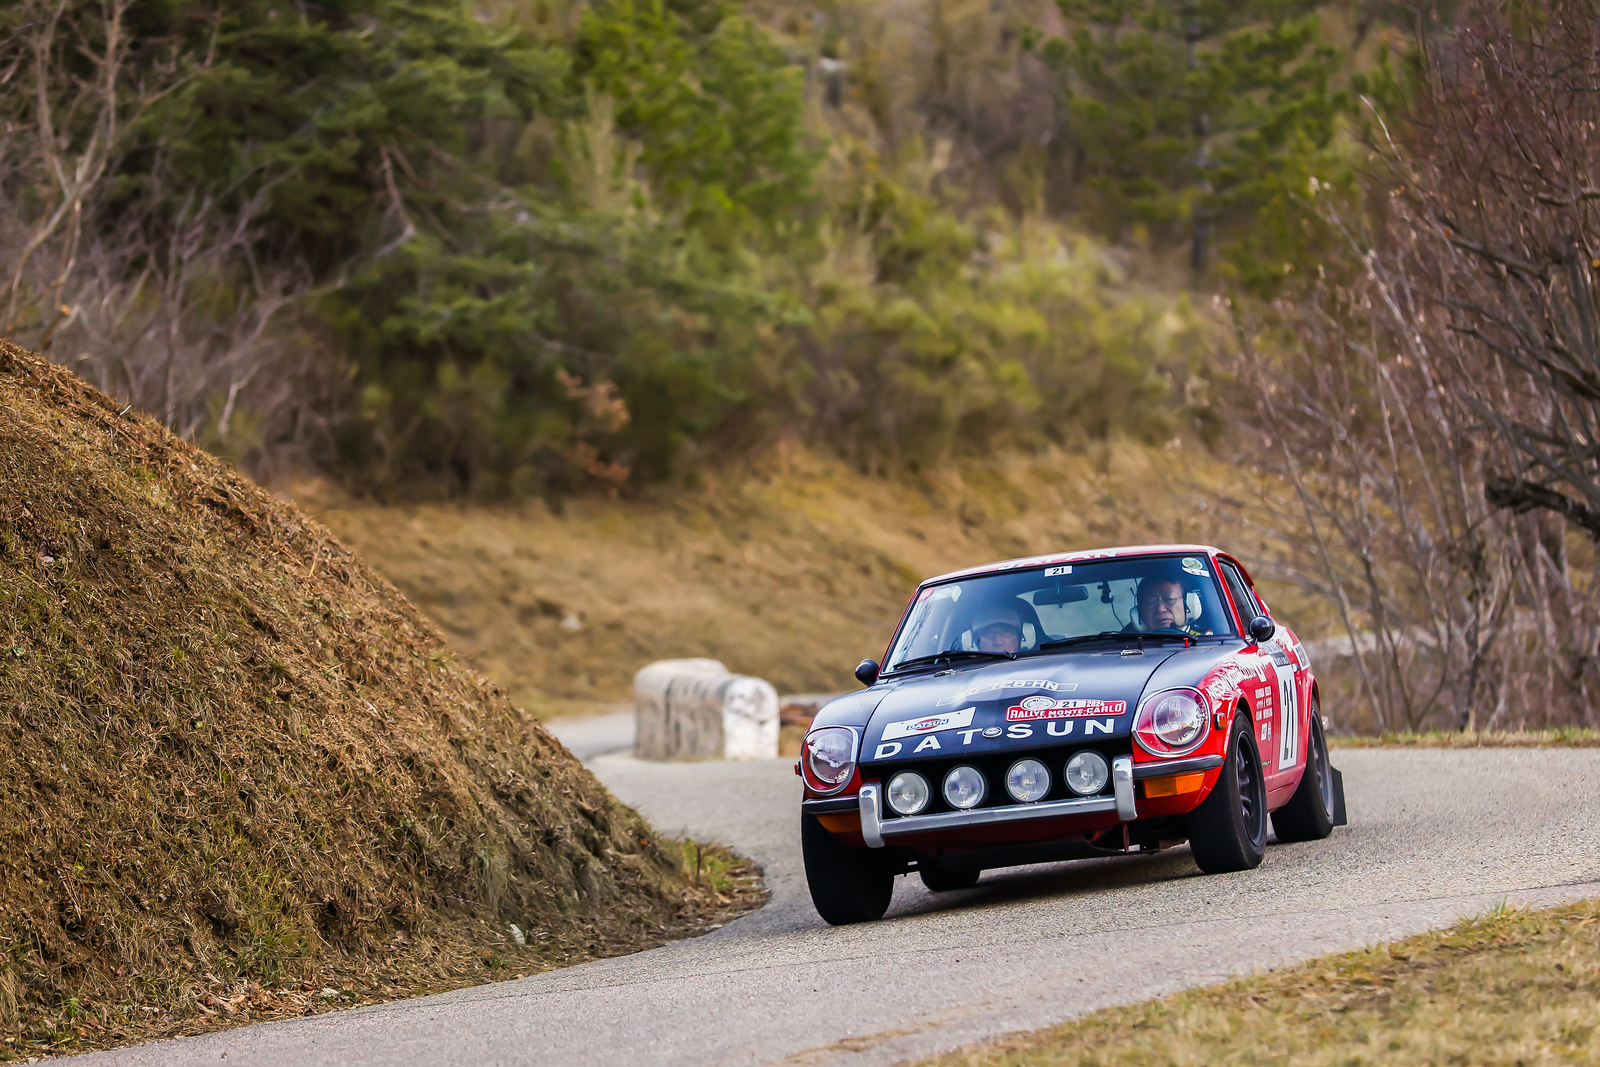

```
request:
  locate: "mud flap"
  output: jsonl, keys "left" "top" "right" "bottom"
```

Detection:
{"left": 1329, "top": 765, "right": 1348, "bottom": 827}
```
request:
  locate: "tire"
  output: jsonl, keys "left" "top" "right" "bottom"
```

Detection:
{"left": 1187, "top": 715, "right": 1268, "bottom": 874}
{"left": 801, "top": 812, "right": 893, "bottom": 925}
{"left": 919, "top": 863, "right": 981, "bottom": 893}
{"left": 1271, "top": 702, "right": 1336, "bottom": 843}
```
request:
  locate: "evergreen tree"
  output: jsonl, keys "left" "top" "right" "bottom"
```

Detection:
{"left": 1040, "top": 0, "right": 1347, "bottom": 277}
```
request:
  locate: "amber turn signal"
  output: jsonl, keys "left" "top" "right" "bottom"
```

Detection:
{"left": 1143, "top": 772, "right": 1205, "bottom": 798}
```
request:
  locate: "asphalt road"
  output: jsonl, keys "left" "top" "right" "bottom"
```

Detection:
{"left": 75, "top": 745, "right": 1600, "bottom": 1067}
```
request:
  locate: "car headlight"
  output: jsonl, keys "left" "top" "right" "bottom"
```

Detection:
{"left": 1005, "top": 759, "right": 1051, "bottom": 803}
{"left": 942, "top": 765, "right": 987, "bottom": 809}
{"left": 1064, "top": 750, "right": 1109, "bottom": 795}
{"left": 886, "top": 771, "right": 931, "bottom": 815}
{"left": 802, "top": 726, "right": 857, "bottom": 794}
{"left": 1133, "top": 688, "right": 1210, "bottom": 757}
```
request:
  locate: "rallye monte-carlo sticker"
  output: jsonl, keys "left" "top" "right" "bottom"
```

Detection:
{"left": 1005, "top": 695, "right": 1128, "bottom": 721}
{"left": 880, "top": 706, "right": 976, "bottom": 741}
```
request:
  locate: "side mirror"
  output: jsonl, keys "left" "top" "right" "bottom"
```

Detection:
{"left": 854, "top": 659, "right": 880, "bottom": 686}
{"left": 1249, "top": 615, "right": 1276, "bottom": 644}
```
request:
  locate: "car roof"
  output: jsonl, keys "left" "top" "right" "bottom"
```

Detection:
{"left": 921, "top": 544, "right": 1230, "bottom": 586}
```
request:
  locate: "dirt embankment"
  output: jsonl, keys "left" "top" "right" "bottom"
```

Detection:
{"left": 0, "top": 341, "right": 755, "bottom": 1055}
{"left": 310, "top": 444, "right": 1318, "bottom": 712}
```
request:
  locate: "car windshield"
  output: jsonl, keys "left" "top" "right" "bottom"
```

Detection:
{"left": 885, "top": 554, "right": 1236, "bottom": 672}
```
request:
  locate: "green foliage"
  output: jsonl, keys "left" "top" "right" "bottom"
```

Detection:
{"left": 570, "top": 0, "right": 816, "bottom": 233}
{"left": 799, "top": 202, "right": 1196, "bottom": 466}
{"left": 6, "top": 0, "right": 1254, "bottom": 497}
{"left": 126, "top": 0, "right": 566, "bottom": 271}
{"left": 1042, "top": 0, "right": 1351, "bottom": 283}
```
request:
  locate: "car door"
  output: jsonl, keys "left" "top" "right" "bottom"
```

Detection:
{"left": 1218, "top": 559, "right": 1302, "bottom": 788}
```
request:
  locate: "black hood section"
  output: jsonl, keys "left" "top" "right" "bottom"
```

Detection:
{"left": 809, "top": 686, "right": 892, "bottom": 731}
{"left": 857, "top": 649, "right": 1178, "bottom": 764}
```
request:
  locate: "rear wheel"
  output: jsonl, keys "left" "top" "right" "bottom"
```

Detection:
{"left": 919, "top": 862, "right": 981, "bottom": 893}
{"left": 1271, "top": 701, "right": 1336, "bottom": 842}
{"left": 801, "top": 813, "right": 893, "bottom": 925}
{"left": 1187, "top": 715, "right": 1268, "bottom": 874}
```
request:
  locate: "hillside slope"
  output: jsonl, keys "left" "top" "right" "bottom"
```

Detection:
{"left": 310, "top": 443, "right": 1323, "bottom": 711}
{"left": 0, "top": 341, "right": 740, "bottom": 1052}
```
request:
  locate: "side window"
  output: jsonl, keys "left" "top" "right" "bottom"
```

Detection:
{"left": 1219, "top": 562, "right": 1261, "bottom": 627}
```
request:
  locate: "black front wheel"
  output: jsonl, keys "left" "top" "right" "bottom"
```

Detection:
{"left": 1187, "top": 715, "right": 1268, "bottom": 874}
{"left": 801, "top": 813, "right": 893, "bottom": 925}
{"left": 1271, "top": 701, "right": 1336, "bottom": 843}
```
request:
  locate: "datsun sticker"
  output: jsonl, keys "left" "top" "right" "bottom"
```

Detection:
{"left": 880, "top": 707, "right": 976, "bottom": 741}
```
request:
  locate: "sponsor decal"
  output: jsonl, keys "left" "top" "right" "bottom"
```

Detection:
{"left": 937, "top": 678, "right": 1077, "bottom": 706}
{"left": 881, "top": 706, "right": 975, "bottom": 741}
{"left": 1181, "top": 556, "right": 1209, "bottom": 576}
{"left": 1200, "top": 662, "right": 1251, "bottom": 709}
{"left": 1045, "top": 565, "right": 1072, "bottom": 577}
{"left": 1262, "top": 640, "right": 1292, "bottom": 668}
{"left": 981, "top": 726, "right": 1003, "bottom": 738}
{"left": 1292, "top": 641, "right": 1312, "bottom": 672}
{"left": 1272, "top": 660, "right": 1300, "bottom": 770}
{"left": 1006, "top": 696, "right": 1128, "bottom": 721}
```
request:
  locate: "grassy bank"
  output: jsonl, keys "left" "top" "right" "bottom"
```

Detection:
{"left": 0, "top": 342, "right": 763, "bottom": 1057}
{"left": 1329, "top": 728, "right": 1600, "bottom": 749}
{"left": 922, "top": 899, "right": 1600, "bottom": 1066}
{"left": 306, "top": 442, "right": 1313, "bottom": 711}
{"left": 2, "top": 840, "right": 760, "bottom": 1060}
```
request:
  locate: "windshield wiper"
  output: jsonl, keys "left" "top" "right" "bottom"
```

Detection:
{"left": 891, "top": 649, "right": 1015, "bottom": 672}
{"left": 1036, "top": 631, "right": 1130, "bottom": 651}
{"left": 1039, "top": 629, "right": 1207, "bottom": 652}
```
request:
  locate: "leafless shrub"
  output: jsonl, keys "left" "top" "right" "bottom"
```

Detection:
{"left": 1236, "top": 237, "right": 1599, "bottom": 731}
{"left": 1396, "top": 0, "right": 1600, "bottom": 542}
{"left": 1230, "top": 0, "right": 1600, "bottom": 731}
{"left": 0, "top": 0, "right": 333, "bottom": 473}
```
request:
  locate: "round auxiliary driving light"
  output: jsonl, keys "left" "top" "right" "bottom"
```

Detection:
{"left": 1064, "top": 750, "right": 1110, "bottom": 796}
{"left": 942, "top": 765, "right": 988, "bottom": 810}
{"left": 886, "top": 771, "right": 931, "bottom": 816}
{"left": 1005, "top": 759, "right": 1051, "bottom": 803}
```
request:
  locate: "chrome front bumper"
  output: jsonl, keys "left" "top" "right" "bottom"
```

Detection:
{"left": 859, "top": 754, "right": 1137, "bottom": 848}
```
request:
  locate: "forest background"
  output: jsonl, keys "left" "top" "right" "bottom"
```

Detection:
{"left": 6, "top": 0, "right": 1600, "bottom": 733}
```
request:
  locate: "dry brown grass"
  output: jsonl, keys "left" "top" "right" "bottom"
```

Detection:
{"left": 304, "top": 441, "right": 1301, "bottom": 708}
{"left": 0, "top": 341, "right": 763, "bottom": 1058}
{"left": 920, "top": 898, "right": 1600, "bottom": 1066}
{"left": 1329, "top": 728, "right": 1600, "bottom": 749}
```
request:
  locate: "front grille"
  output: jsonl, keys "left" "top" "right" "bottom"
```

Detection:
{"left": 874, "top": 742, "right": 1126, "bottom": 816}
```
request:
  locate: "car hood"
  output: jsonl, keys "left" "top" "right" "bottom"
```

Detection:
{"left": 856, "top": 646, "right": 1208, "bottom": 764}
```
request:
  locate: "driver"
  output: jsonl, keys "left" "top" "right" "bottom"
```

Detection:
{"left": 1131, "top": 575, "right": 1198, "bottom": 634}
{"left": 971, "top": 604, "right": 1024, "bottom": 655}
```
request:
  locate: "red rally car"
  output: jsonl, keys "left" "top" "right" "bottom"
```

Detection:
{"left": 798, "top": 545, "right": 1347, "bottom": 925}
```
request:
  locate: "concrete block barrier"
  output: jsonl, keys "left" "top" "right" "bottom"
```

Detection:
{"left": 633, "top": 659, "right": 779, "bottom": 760}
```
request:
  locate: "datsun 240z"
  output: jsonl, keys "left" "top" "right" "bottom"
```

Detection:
{"left": 798, "top": 545, "right": 1347, "bottom": 925}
